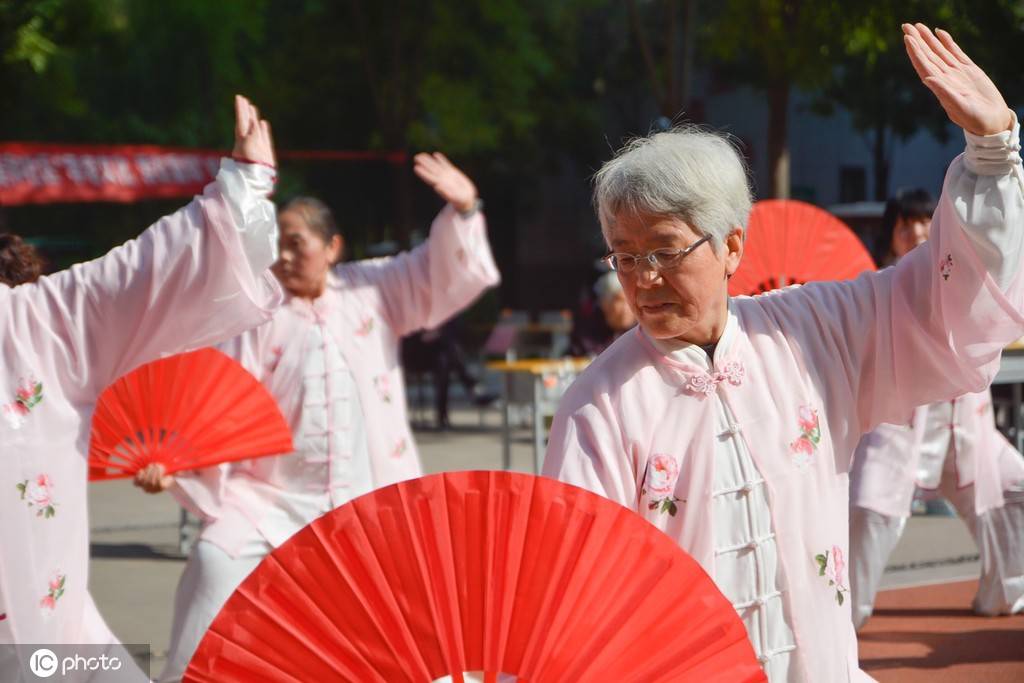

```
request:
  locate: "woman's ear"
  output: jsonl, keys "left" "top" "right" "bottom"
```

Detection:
{"left": 329, "top": 234, "right": 344, "bottom": 264}
{"left": 724, "top": 227, "right": 745, "bottom": 277}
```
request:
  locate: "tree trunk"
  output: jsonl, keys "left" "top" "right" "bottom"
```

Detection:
{"left": 679, "top": 0, "right": 695, "bottom": 115}
{"left": 767, "top": 83, "right": 790, "bottom": 199}
{"left": 872, "top": 123, "right": 889, "bottom": 201}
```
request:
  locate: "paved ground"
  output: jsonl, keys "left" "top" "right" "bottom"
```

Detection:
{"left": 859, "top": 580, "right": 1024, "bottom": 682}
{"left": 88, "top": 405, "right": 1011, "bottom": 679}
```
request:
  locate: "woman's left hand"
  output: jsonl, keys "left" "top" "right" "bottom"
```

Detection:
{"left": 903, "top": 23, "right": 1013, "bottom": 136}
{"left": 413, "top": 152, "right": 479, "bottom": 213}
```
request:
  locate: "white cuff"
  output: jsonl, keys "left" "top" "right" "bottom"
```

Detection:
{"left": 964, "top": 111, "right": 1022, "bottom": 176}
{"left": 215, "top": 158, "right": 279, "bottom": 275}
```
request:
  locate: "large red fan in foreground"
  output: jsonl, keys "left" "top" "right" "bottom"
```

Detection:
{"left": 185, "top": 471, "right": 766, "bottom": 683}
{"left": 729, "top": 199, "right": 875, "bottom": 296}
{"left": 88, "top": 348, "right": 293, "bottom": 481}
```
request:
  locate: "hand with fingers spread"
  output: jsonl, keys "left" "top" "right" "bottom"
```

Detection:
{"left": 133, "top": 463, "right": 174, "bottom": 494}
{"left": 903, "top": 23, "right": 1013, "bottom": 137}
{"left": 413, "top": 152, "right": 479, "bottom": 213}
{"left": 231, "top": 94, "right": 276, "bottom": 168}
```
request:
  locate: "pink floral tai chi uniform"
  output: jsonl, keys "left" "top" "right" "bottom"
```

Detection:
{"left": 0, "top": 161, "right": 281, "bottom": 681}
{"left": 849, "top": 387, "right": 1024, "bottom": 629}
{"left": 544, "top": 122, "right": 1024, "bottom": 681}
{"left": 159, "top": 204, "right": 500, "bottom": 682}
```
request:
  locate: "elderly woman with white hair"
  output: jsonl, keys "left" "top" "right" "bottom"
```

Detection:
{"left": 543, "top": 24, "right": 1024, "bottom": 681}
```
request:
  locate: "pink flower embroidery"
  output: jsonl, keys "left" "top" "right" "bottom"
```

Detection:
{"left": 642, "top": 454, "right": 685, "bottom": 516}
{"left": 16, "top": 473, "right": 56, "bottom": 518}
{"left": 2, "top": 402, "right": 29, "bottom": 429}
{"left": 355, "top": 317, "right": 375, "bottom": 337}
{"left": 939, "top": 254, "right": 953, "bottom": 281}
{"left": 374, "top": 375, "right": 392, "bottom": 403}
{"left": 790, "top": 404, "right": 821, "bottom": 468}
{"left": 39, "top": 571, "right": 66, "bottom": 615}
{"left": 815, "top": 546, "right": 848, "bottom": 605}
{"left": 390, "top": 438, "right": 408, "bottom": 459}
{"left": 264, "top": 345, "right": 285, "bottom": 373}
{"left": 3, "top": 377, "right": 42, "bottom": 430}
{"left": 15, "top": 377, "right": 43, "bottom": 409}
{"left": 797, "top": 405, "right": 818, "bottom": 432}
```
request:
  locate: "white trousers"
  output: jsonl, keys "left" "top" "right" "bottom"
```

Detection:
{"left": 158, "top": 538, "right": 271, "bottom": 683}
{"left": 850, "top": 457, "right": 1024, "bottom": 630}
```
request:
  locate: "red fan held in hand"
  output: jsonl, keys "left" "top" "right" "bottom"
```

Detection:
{"left": 185, "top": 471, "right": 766, "bottom": 683}
{"left": 88, "top": 348, "right": 293, "bottom": 481}
{"left": 728, "top": 199, "right": 876, "bottom": 296}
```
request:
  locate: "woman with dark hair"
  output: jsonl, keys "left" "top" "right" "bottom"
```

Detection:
{"left": 849, "top": 187, "right": 1024, "bottom": 630}
{"left": 0, "top": 234, "right": 44, "bottom": 286}
{"left": 136, "top": 152, "right": 501, "bottom": 682}
{"left": 875, "top": 188, "right": 937, "bottom": 266}
{"left": 0, "top": 96, "right": 281, "bottom": 680}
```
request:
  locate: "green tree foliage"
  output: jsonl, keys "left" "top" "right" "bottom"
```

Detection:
{"left": 815, "top": 0, "right": 1024, "bottom": 199}
{"left": 703, "top": 0, "right": 846, "bottom": 199}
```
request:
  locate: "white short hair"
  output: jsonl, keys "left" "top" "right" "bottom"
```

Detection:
{"left": 593, "top": 125, "right": 754, "bottom": 248}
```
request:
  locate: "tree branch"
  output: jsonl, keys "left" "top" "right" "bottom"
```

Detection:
{"left": 627, "top": 0, "right": 666, "bottom": 115}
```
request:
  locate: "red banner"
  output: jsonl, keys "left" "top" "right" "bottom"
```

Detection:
{"left": 0, "top": 143, "right": 406, "bottom": 205}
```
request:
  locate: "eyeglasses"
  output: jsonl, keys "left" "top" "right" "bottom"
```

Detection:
{"left": 602, "top": 234, "right": 711, "bottom": 274}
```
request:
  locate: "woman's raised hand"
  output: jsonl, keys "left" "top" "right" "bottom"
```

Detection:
{"left": 232, "top": 94, "right": 276, "bottom": 168}
{"left": 413, "top": 152, "right": 479, "bottom": 213}
{"left": 903, "top": 23, "right": 1013, "bottom": 137}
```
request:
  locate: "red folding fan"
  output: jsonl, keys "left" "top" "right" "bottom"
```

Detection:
{"left": 88, "top": 348, "right": 293, "bottom": 481}
{"left": 729, "top": 199, "right": 876, "bottom": 296}
{"left": 185, "top": 471, "right": 766, "bottom": 683}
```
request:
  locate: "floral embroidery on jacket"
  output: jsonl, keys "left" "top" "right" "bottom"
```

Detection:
{"left": 265, "top": 345, "right": 285, "bottom": 374}
{"left": 642, "top": 453, "right": 685, "bottom": 516}
{"left": 374, "top": 375, "right": 392, "bottom": 403}
{"left": 39, "top": 571, "right": 66, "bottom": 614}
{"left": 391, "top": 438, "right": 408, "bottom": 458}
{"left": 2, "top": 377, "right": 43, "bottom": 429}
{"left": 355, "top": 316, "right": 374, "bottom": 337}
{"left": 16, "top": 474, "right": 56, "bottom": 518}
{"left": 815, "top": 545, "right": 848, "bottom": 606}
{"left": 939, "top": 254, "right": 954, "bottom": 281}
{"left": 790, "top": 405, "right": 820, "bottom": 468}
{"left": 684, "top": 361, "right": 745, "bottom": 399}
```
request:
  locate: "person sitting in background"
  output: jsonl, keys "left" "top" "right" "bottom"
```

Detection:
{"left": 568, "top": 271, "right": 637, "bottom": 357}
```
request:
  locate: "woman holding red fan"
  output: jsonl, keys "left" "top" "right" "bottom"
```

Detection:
{"left": 544, "top": 24, "right": 1024, "bottom": 681}
{"left": 0, "top": 96, "right": 281, "bottom": 679}
{"left": 137, "top": 152, "right": 500, "bottom": 682}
